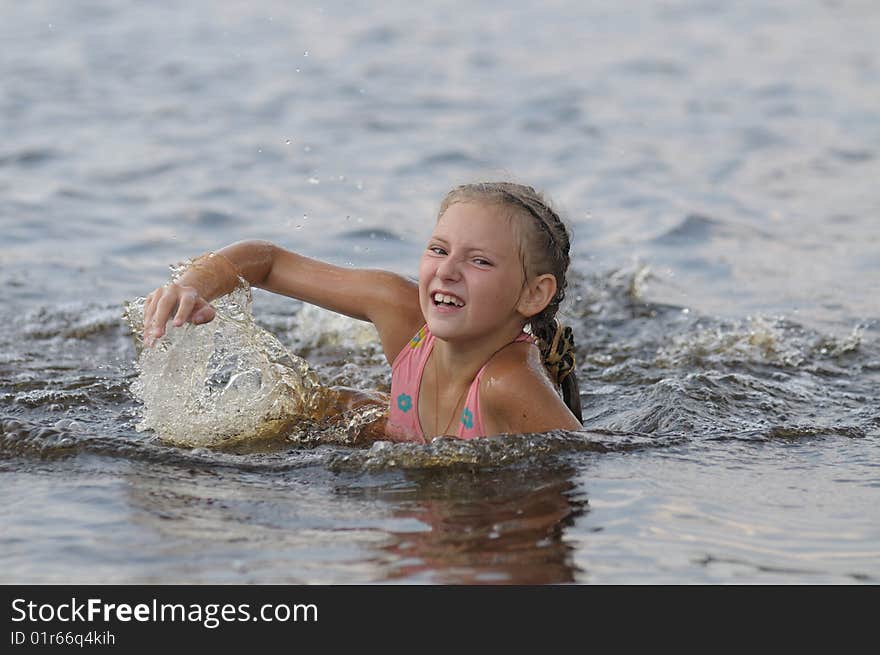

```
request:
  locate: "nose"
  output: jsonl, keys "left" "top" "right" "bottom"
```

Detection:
{"left": 436, "top": 253, "right": 462, "bottom": 281}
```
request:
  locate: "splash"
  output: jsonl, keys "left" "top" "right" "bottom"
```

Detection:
{"left": 122, "top": 275, "right": 325, "bottom": 448}
{"left": 653, "top": 315, "right": 864, "bottom": 368}
{"left": 325, "top": 429, "right": 677, "bottom": 472}
{"left": 572, "top": 263, "right": 654, "bottom": 318}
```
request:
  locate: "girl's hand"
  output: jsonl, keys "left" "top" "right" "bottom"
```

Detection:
{"left": 142, "top": 283, "right": 216, "bottom": 347}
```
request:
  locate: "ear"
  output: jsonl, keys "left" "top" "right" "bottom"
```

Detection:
{"left": 516, "top": 273, "right": 557, "bottom": 318}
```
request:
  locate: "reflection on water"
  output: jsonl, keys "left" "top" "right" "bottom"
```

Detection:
{"left": 367, "top": 466, "right": 585, "bottom": 584}
{"left": 111, "top": 458, "right": 586, "bottom": 584}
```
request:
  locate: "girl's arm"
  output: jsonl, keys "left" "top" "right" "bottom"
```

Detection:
{"left": 143, "top": 239, "right": 424, "bottom": 364}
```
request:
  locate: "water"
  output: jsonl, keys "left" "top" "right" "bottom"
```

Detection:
{"left": 1, "top": 0, "right": 879, "bottom": 584}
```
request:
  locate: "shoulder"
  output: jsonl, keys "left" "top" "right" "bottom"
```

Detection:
{"left": 480, "top": 342, "right": 554, "bottom": 406}
{"left": 479, "top": 342, "right": 582, "bottom": 435}
{"left": 367, "top": 272, "right": 424, "bottom": 365}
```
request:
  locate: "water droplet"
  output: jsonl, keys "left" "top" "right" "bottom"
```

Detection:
{"left": 285, "top": 139, "right": 292, "bottom": 145}
{"left": 308, "top": 177, "right": 320, "bottom": 185}
{"left": 303, "top": 50, "right": 310, "bottom": 57}
{"left": 295, "top": 68, "right": 301, "bottom": 73}
{"left": 302, "top": 214, "right": 308, "bottom": 220}
{"left": 295, "top": 224, "right": 302, "bottom": 230}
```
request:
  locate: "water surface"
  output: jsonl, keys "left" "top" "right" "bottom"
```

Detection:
{"left": 1, "top": 0, "right": 878, "bottom": 584}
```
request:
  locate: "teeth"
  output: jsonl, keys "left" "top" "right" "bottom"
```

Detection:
{"left": 433, "top": 292, "right": 463, "bottom": 307}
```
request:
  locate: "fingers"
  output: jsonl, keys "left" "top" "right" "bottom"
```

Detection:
{"left": 142, "top": 288, "right": 163, "bottom": 346}
{"left": 172, "top": 289, "right": 198, "bottom": 327}
{"left": 149, "top": 290, "right": 176, "bottom": 343}
{"left": 143, "top": 285, "right": 178, "bottom": 346}
{"left": 191, "top": 303, "right": 216, "bottom": 325}
{"left": 142, "top": 285, "right": 214, "bottom": 347}
{"left": 143, "top": 290, "right": 157, "bottom": 328}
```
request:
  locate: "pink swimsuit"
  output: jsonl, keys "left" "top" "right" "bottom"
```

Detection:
{"left": 386, "top": 324, "right": 536, "bottom": 443}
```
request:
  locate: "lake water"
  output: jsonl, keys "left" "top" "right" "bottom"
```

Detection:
{"left": 1, "top": 0, "right": 878, "bottom": 584}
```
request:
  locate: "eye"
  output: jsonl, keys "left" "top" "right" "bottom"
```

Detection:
{"left": 473, "top": 257, "right": 493, "bottom": 267}
{"left": 428, "top": 245, "right": 447, "bottom": 256}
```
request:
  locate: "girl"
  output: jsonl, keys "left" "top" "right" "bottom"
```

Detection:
{"left": 142, "top": 182, "right": 583, "bottom": 442}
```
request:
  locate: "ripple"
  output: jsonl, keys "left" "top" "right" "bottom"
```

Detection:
{"left": 338, "top": 228, "right": 404, "bottom": 241}
{"left": 0, "top": 147, "right": 59, "bottom": 168}
{"left": 326, "top": 430, "right": 679, "bottom": 473}
{"left": 653, "top": 213, "right": 773, "bottom": 246}
{"left": 615, "top": 58, "right": 687, "bottom": 77}
{"left": 89, "top": 161, "right": 180, "bottom": 185}
{"left": 21, "top": 306, "right": 124, "bottom": 341}
{"left": 395, "top": 150, "right": 486, "bottom": 175}
{"left": 182, "top": 208, "right": 240, "bottom": 227}
{"left": 828, "top": 147, "right": 874, "bottom": 164}
{"left": 653, "top": 213, "right": 721, "bottom": 245}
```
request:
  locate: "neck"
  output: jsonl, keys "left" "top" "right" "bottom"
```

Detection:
{"left": 426, "top": 319, "right": 526, "bottom": 438}
{"left": 430, "top": 321, "right": 525, "bottom": 388}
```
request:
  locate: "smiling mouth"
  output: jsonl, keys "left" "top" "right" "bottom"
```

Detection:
{"left": 432, "top": 292, "right": 465, "bottom": 307}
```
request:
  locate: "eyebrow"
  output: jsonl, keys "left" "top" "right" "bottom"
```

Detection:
{"left": 428, "top": 236, "right": 504, "bottom": 258}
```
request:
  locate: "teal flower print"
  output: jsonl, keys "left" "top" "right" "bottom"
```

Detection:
{"left": 397, "top": 393, "right": 413, "bottom": 413}
{"left": 409, "top": 326, "right": 426, "bottom": 349}
{"left": 461, "top": 407, "right": 474, "bottom": 430}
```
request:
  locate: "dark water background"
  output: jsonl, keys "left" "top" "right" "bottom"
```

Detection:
{"left": 1, "top": 0, "right": 878, "bottom": 583}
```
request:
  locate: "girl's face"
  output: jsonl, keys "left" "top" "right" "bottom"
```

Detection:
{"left": 418, "top": 201, "right": 528, "bottom": 342}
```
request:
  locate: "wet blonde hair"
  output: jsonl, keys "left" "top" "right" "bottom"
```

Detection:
{"left": 438, "top": 182, "right": 582, "bottom": 423}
